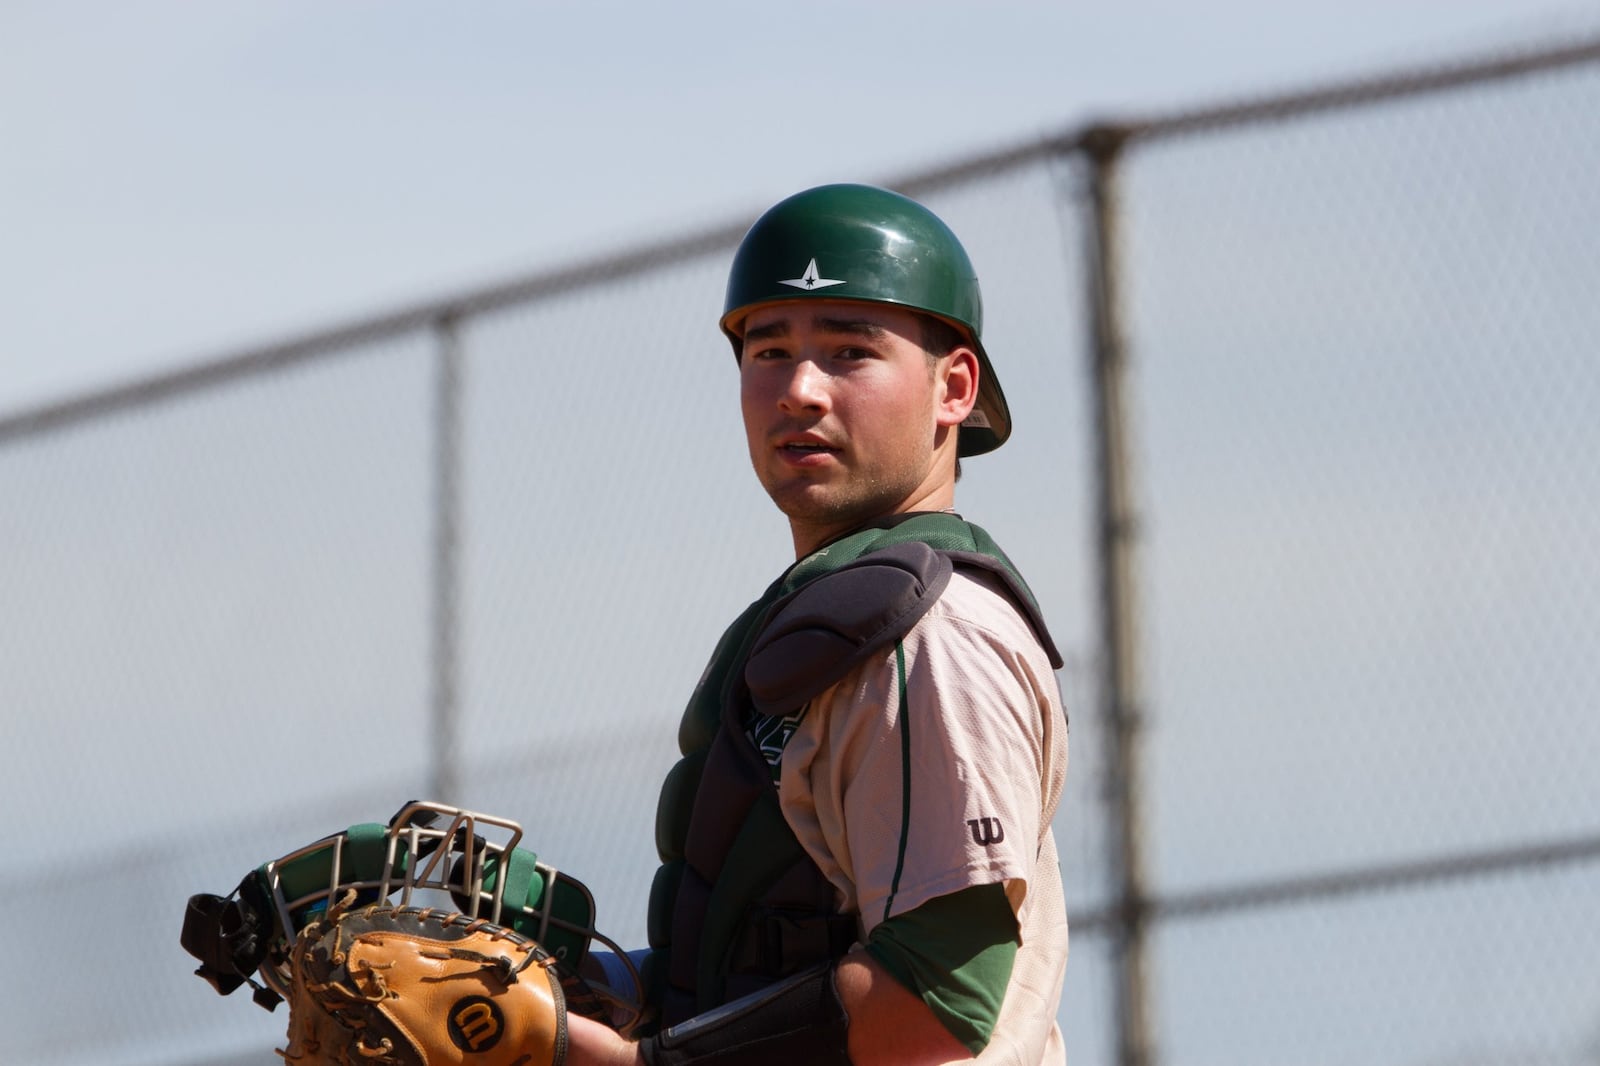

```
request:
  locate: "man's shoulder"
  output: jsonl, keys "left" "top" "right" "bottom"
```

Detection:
{"left": 917, "top": 564, "right": 1058, "bottom": 666}
{"left": 932, "top": 565, "right": 1032, "bottom": 621}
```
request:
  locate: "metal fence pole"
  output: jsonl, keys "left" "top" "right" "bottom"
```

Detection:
{"left": 430, "top": 314, "right": 465, "bottom": 804}
{"left": 1083, "top": 125, "right": 1156, "bottom": 1066}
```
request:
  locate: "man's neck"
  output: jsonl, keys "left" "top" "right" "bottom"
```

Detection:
{"left": 790, "top": 507, "right": 960, "bottom": 561}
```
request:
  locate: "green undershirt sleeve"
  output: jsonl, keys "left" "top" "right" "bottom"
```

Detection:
{"left": 863, "top": 882, "right": 1020, "bottom": 1054}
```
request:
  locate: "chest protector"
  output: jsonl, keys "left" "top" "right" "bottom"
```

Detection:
{"left": 643, "top": 513, "right": 1062, "bottom": 1028}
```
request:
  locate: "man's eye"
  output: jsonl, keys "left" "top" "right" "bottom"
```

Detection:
{"left": 837, "top": 347, "right": 873, "bottom": 360}
{"left": 748, "top": 346, "right": 788, "bottom": 361}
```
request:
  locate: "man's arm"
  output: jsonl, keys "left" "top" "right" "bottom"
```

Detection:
{"left": 561, "top": 953, "right": 970, "bottom": 1066}
{"left": 837, "top": 951, "right": 972, "bottom": 1065}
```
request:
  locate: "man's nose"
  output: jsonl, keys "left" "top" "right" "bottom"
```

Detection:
{"left": 779, "top": 358, "right": 831, "bottom": 414}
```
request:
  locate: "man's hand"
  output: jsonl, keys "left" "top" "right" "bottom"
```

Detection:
{"left": 563, "top": 1010, "right": 645, "bottom": 1066}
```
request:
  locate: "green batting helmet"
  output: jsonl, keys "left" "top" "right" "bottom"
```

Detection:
{"left": 720, "top": 183, "right": 1010, "bottom": 457}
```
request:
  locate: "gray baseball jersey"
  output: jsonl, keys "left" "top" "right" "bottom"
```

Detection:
{"left": 776, "top": 566, "right": 1070, "bottom": 1064}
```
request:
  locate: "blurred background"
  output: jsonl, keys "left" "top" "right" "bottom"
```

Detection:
{"left": 4, "top": 4, "right": 1599, "bottom": 1065}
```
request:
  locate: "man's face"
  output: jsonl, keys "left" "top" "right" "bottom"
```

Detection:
{"left": 738, "top": 300, "right": 972, "bottom": 553}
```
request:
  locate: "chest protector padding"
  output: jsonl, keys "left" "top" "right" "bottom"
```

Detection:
{"left": 745, "top": 542, "right": 953, "bottom": 715}
{"left": 644, "top": 515, "right": 1061, "bottom": 1028}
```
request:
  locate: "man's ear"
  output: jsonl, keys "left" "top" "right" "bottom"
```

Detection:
{"left": 935, "top": 348, "right": 980, "bottom": 429}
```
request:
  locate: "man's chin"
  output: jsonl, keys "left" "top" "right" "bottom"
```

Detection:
{"left": 768, "top": 486, "right": 896, "bottom": 529}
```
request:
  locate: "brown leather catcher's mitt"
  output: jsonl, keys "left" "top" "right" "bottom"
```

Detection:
{"left": 280, "top": 897, "right": 567, "bottom": 1065}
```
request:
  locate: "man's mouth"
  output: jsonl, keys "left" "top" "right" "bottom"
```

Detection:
{"left": 775, "top": 435, "right": 841, "bottom": 464}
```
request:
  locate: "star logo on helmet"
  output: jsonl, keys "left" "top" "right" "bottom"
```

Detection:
{"left": 779, "top": 258, "right": 846, "bottom": 290}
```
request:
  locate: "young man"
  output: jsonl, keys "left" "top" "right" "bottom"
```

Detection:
{"left": 568, "top": 184, "right": 1069, "bottom": 1065}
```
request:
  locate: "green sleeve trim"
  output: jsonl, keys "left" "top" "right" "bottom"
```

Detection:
{"left": 882, "top": 640, "right": 912, "bottom": 924}
{"left": 864, "top": 882, "right": 1019, "bottom": 1054}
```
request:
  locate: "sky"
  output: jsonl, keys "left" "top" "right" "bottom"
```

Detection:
{"left": 3, "top": 0, "right": 1593, "bottom": 419}
{"left": 6, "top": 6, "right": 1600, "bottom": 1064}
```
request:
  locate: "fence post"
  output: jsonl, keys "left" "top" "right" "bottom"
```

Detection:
{"left": 430, "top": 313, "right": 464, "bottom": 804}
{"left": 1082, "top": 124, "right": 1156, "bottom": 1066}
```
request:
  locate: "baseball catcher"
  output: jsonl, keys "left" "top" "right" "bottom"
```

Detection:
{"left": 181, "top": 801, "right": 641, "bottom": 1064}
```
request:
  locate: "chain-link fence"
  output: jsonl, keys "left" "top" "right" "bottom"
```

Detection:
{"left": 3, "top": 30, "right": 1598, "bottom": 1066}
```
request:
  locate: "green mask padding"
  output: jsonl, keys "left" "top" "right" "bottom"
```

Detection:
{"left": 483, "top": 847, "right": 598, "bottom": 968}
{"left": 256, "top": 822, "right": 399, "bottom": 931}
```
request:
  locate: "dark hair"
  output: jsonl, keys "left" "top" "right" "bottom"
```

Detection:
{"left": 917, "top": 314, "right": 967, "bottom": 360}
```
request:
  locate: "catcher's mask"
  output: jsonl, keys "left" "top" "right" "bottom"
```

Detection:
{"left": 182, "top": 801, "right": 633, "bottom": 1013}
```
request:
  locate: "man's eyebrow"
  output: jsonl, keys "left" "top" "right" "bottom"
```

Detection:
{"left": 742, "top": 315, "right": 889, "bottom": 343}
{"left": 742, "top": 320, "right": 790, "bottom": 343}
{"left": 813, "top": 316, "right": 889, "bottom": 339}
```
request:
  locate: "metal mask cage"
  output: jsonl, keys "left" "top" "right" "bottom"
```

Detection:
{"left": 250, "top": 802, "right": 613, "bottom": 1003}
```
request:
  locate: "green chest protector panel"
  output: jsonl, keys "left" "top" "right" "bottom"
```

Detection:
{"left": 644, "top": 513, "right": 1061, "bottom": 1028}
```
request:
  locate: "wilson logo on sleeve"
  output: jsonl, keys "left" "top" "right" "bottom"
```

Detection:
{"left": 967, "top": 817, "right": 1005, "bottom": 846}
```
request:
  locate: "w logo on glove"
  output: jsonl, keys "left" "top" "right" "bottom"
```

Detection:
{"left": 449, "top": 996, "right": 506, "bottom": 1053}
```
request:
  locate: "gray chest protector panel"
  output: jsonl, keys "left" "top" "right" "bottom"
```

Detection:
{"left": 744, "top": 540, "right": 954, "bottom": 716}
